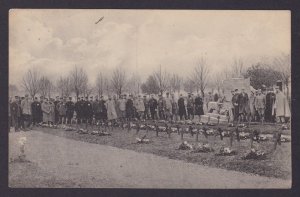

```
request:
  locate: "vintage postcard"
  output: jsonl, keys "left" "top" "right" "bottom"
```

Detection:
{"left": 8, "top": 9, "right": 291, "bottom": 188}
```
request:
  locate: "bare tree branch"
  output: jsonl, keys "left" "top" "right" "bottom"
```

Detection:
{"left": 21, "top": 68, "right": 40, "bottom": 98}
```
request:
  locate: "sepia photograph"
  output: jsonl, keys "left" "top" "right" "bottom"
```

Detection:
{"left": 8, "top": 9, "right": 291, "bottom": 188}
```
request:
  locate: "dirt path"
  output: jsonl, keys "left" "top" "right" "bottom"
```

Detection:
{"left": 9, "top": 131, "right": 291, "bottom": 188}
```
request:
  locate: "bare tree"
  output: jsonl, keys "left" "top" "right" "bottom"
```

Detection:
{"left": 153, "top": 65, "right": 171, "bottom": 95}
{"left": 83, "top": 83, "right": 94, "bottom": 98}
{"left": 183, "top": 78, "right": 196, "bottom": 93}
{"left": 56, "top": 76, "right": 72, "bottom": 97}
{"left": 231, "top": 58, "right": 246, "bottom": 78}
{"left": 21, "top": 68, "right": 40, "bottom": 98}
{"left": 111, "top": 66, "right": 127, "bottom": 96}
{"left": 95, "top": 72, "right": 106, "bottom": 98}
{"left": 169, "top": 73, "right": 182, "bottom": 94}
{"left": 69, "top": 66, "right": 88, "bottom": 100}
{"left": 191, "top": 57, "right": 210, "bottom": 97}
{"left": 126, "top": 73, "right": 141, "bottom": 95}
{"left": 104, "top": 77, "right": 111, "bottom": 96}
{"left": 39, "top": 76, "right": 54, "bottom": 98}
{"left": 213, "top": 70, "right": 227, "bottom": 94}
{"left": 273, "top": 53, "right": 291, "bottom": 100}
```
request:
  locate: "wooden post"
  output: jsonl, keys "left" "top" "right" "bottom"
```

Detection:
{"left": 196, "top": 129, "right": 199, "bottom": 142}
{"left": 127, "top": 122, "right": 131, "bottom": 133}
{"left": 180, "top": 128, "right": 184, "bottom": 141}
{"left": 155, "top": 125, "right": 159, "bottom": 137}
{"left": 229, "top": 130, "right": 233, "bottom": 147}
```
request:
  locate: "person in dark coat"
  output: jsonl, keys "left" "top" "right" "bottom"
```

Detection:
{"left": 83, "top": 97, "right": 93, "bottom": 126}
{"left": 194, "top": 94, "right": 204, "bottom": 116}
{"left": 231, "top": 89, "right": 239, "bottom": 122}
{"left": 54, "top": 96, "right": 60, "bottom": 124}
{"left": 31, "top": 97, "right": 42, "bottom": 126}
{"left": 148, "top": 94, "right": 158, "bottom": 120}
{"left": 186, "top": 93, "right": 194, "bottom": 120}
{"left": 11, "top": 96, "right": 21, "bottom": 131}
{"left": 143, "top": 95, "right": 150, "bottom": 120}
{"left": 237, "top": 88, "right": 249, "bottom": 122}
{"left": 157, "top": 94, "right": 166, "bottom": 120}
{"left": 75, "top": 97, "right": 84, "bottom": 125}
{"left": 92, "top": 97, "right": 101, "bottom": 124}
{"left": 126, "top": 95, "right": 134, "bottom": 121}
{"left": 178, "top": 94, "right": 187, "bottom": 120}
{"left": 265, "top": 89, "right": 276, "bottom": 122}
{"left": 66, "top": 97, "right": 75, "bottom": 125}
{"left": 99, "top": 96, "right": 107, "bottom": 122}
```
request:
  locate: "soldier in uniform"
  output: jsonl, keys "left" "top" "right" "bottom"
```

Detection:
{"left": 66, "top": 97, "right": 75, "bottom": 125}
{"left": 92, "top": 96, "right": 101, "bottom": 125}
{"left": 143, "top": 95, "right": 150, "bottom": 120}
{"left": 157, "top": 94, "right": 166, "bottom": 120}
{"left": 171, "top": 93, "right": 178, "bottom": 121}
{"left": 118, "top": 94, "right": 127, "bottom": 122}
{"left": 21, "top": 94, "right": 32, "bottom": 131}
{"left": 57, "top": 97, "right": 67, "bottom": 125}
{"left": 83, "top": 96, "right": 93, "bottom": 128}
{"left": 99, "top": 96, "right": 107, "bottom": 122}
{"left": 148, "top": 94, "right": 158, "bottom": 120}
{"left": 165, "top": 93, "right": 172, "bottom": 121}
{"left": 31, "top": 97, "right": 42, "bottom": 126}
{"left": 231, "top": 89, "right": 239, "bottom": 122}
{"left": 186, "top": 93, "right": 194, "bottom": 120}
{"left": 54, "top": 96, "right": 60, "bottom": 124}
{"left": 178, "top": 94, "right": 187, "bottom": 120}
{"left": 126, "top": 94, "right": 134, "bottom": 121}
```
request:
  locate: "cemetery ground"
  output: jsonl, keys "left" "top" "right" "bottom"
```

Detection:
{"left": 9, "top": 122, "right": 291, "bottom": 188}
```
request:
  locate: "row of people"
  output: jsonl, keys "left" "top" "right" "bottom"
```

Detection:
{"left": 9, "top": 93, "right": 206, "bottom": 131}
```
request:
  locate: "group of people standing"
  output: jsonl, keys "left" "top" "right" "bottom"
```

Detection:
{"left": 8, "top": 85, "right": 290, "bottom": 132}
{"left": 230, "top": 86, "right": 291, "bottom": 124}
{"left": 8, "top": 92, "right": 206, "bottom": 131}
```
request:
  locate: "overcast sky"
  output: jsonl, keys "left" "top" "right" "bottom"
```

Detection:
{"left": 9, "top": 10, "right": 290, "bottom": 86}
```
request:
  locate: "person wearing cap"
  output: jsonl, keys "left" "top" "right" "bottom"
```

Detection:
{"left": 49, "top": 98, "right": 56, "bottom": 125}
{"left": 164, "top": 92, "right": 172, "bottom": 121}
{"left": 105, "top": 96, "right": 117, "bottom": 123}
{"left": 126, "top": 94, "right": 134, "bottom": 121}
{"left": 54, "top": 96, "right": 60, "bottom": 124}
{"left": 31, "top": 97, "right": 42, "bottom": 126}
{"left": 135, "top": 95, "right": 145, "bottom": 120}
{"left": 57, "top": 97, "right": 67, "bottom": 125}
{"left": 41, "top": 98, "right": 51, "bottom": 125}
{"left": 118, "top": 95, "right": 127, "bottom": 122}
{"left": 254, "top": 89, "right": 266, "bottom": 125}
{"left": 274, "top": 86, "right": 290, "bottom": 123}
{"left": 237, "top": 88, "right": 249, "bottom": 123}
{"left": 143, "top": 95, "right": 150, "bottom": 120}
{"left": 148, "top": 94, "right": 158, "bottom": 120}
{"left": 99, "top": 96, "right": 107, "bottom": 122}
{"left": 231, "top": 89, "right": 239, "bottom": 122}
{"left": 157, "top": 94, "right": 166, "bottom": 120}
{"left": 178, "top": 94, "right": 187, "bottom": 120}
{"left": 83, "top": 96, "right": 93, "bottom": 128}
{"left": 248, "top": 91, "right": 256, "bottom": 122}
{"left": 171, "top": 93, "right": 178, "bottom": 121}
{"left": 10, "top": 96, "right": 21, "bottom": 132}
{"left": 75, "top": 97, "right": 82, "bottom": 125}
{"left": 194, "top": 93, "right": 204, "bottom": 121}
{"left": 186, "top": 93, "right": 195, "bottom": 120}
{"left": 66, "top": 97, "right": 75, "bottom": 125}
{"left": 92, "top": 96, "right": 101, "bottom": 125}
{"left": 21, "top": 94, "right": 32, "bottom": 131}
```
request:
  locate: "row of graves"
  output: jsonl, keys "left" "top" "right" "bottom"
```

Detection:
{"left": 36, "top": 112, "right": 291, "bottom": 161}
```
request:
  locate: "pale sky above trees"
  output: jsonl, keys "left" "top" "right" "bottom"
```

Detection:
{"left": 9, "top": 10, "right": 290, "bottom": 87}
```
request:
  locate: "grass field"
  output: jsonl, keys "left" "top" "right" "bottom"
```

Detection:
{"left": 36, "top": 123, "right": 291, "bottom": 180}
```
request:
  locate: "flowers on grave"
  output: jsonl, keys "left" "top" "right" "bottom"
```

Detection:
{"left": 216, "top": 146, "right": 237, "bottom": 156}
{"left": 136, "top": 135, "right": 150, "bottom": 144}
{"left": 242, "top": 148, "right": 267, "bottom": 160}
{"left": 192, "top": 143, "right": 214, "bottom": 153}
{"left": 178, "top": 141, "right": 193, "bottom": 150}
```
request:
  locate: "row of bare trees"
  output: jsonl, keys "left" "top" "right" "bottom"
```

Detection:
{"left": 18, "top": 54, "right": 291, "bottom": 100}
